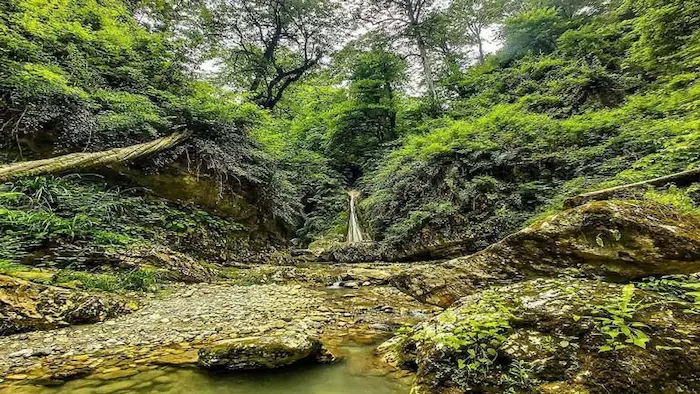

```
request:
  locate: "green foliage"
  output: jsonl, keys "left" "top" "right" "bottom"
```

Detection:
{"left": 413, "top": 292, "right": 513, "bottom": 377}
{"left": 643, "top": 185, "right": 700, "bottom": 218}
{"left": 0, "top": 176, "right": 245, "bottom": 266}
{"left": 581, "top": 284, "right": 652, "bottom": 352}
{"left": 324, "top": 45, "right": 406, "bottom": 180}
{"left": 53, "top": 268, "right": 159, "bottom": 292}
{"left": 639, "top": 275, "right": 700, "bottom": 315}
{"left": 625, "top": 0, "right": 700, "bottom": 76}
{"left": 502, "top": 8, "right": 567, "bottom": 58}
{"left": 2, "top": 0, "right": 700, "bottom": 253}
{"left": 359, "top": 0, "right": 700, "bottom": 250}
{"left": 1, "top": 0, "right": 301, "bottom": 234}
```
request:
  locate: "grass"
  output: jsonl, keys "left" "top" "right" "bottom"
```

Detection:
{"left": 0, "top": 260, "right": 160, "bottom": 292}
{"left": 53, "top": 268, "right": 160, "bottom": 292}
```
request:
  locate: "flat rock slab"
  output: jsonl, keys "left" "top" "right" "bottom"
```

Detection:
{"left": 198, "top": 332, "right": 333, "bottom": 370}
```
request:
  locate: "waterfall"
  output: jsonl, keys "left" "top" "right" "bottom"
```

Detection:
{"left": 347, "top": 190, "right": 364, "bottom": 243}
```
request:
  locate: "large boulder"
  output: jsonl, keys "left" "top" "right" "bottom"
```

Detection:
{"left": 0, "top": 274, "right": 138, "bottom": 335}
{"left": 112, "top": 245, "right": 218, "bottom": 283}
{"left": 392, "top": 200, "right": 700, "bottom": 307}
{"left": 380, "top": 278, "right": 700, "bottom": 394}
{"left": 197, "top": 332, "right": 334, "bottom": 370}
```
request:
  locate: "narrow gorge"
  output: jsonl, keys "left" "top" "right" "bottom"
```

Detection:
{"left": 1, "top": 0, "right": 700, "bottom": 393}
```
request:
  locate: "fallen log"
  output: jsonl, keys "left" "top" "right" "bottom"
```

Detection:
{"left": 0, "top": 132, "right": 191, "bottom": 183}
{"left": 564, "top": 167, "right": 700, "bottom": 208}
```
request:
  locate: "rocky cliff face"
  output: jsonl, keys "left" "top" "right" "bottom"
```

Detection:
{"left": 391, "top": 200, "right": 700, "bottom": 307}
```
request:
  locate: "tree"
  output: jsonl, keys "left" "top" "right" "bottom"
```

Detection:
{"left": 448, "top": 0, "right": 506, "bottom": 64}
{"left": 0, "top": 133, "right": 191, "bottom": 182}
{"left": 524, "top": 0, "right": 606, "bottom": 19}
{"left": 419, "top": 12, "right": 467, "bottom": 84}
{"left": 200, "top": 0, "right": 344, "bottom": 109}
{"left": 359, "top": 0, "right": 439, "bottom": 99}
{"left": 325, "top": 45, "right": 406, "bottom": 181}
{"left": 502, "top": 8, "right": 566, "bottom": 58}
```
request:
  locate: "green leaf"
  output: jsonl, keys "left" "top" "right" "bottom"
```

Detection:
{"left": 611, "top": 229, "right": 622, "bottom": 241}
{"left": 596, "top": 233, "right": 605, "bottom": 247}
{"left": 598, "top": 345, "right": 613, "bottom": 352}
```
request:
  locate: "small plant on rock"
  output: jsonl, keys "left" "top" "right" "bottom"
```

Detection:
{"left": 413, "top": 292, "right": 513, "bottom": 376}
{"left": 582, "top": 284, "right": 652, "bottom": 352}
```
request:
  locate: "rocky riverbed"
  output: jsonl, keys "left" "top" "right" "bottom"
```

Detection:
{"left": 0, "top": 277, "right": 437, "bottom": 390}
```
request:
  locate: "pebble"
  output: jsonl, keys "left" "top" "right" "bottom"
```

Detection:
{"left": 8, "top": 349, "right": 32, "bottom": 358}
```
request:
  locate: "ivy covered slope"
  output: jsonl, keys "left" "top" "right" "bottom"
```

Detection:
{"left": 0, "top": 0, "right": 307, "bottom": 277}
{"left": 358, "top": 0, "right": 700, "bottom": 251}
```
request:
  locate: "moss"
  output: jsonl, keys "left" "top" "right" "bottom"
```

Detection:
{"left": 51, "top": 268, "right": 159, "bottom": 292}
{"left": 198, "top": 333, "right": 329, "bottom": 371}
{"left": 389, "top": 278, "right": 700, "bottom": 394}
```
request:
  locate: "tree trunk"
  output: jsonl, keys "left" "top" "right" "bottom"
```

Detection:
{"left": 416, "top": 35, "right": 437, "bottom": 100}
{"left": 405, "top": 2, "right": 436, "bottom": 101}
{"left": 477, "top": 38, "right": 485, "bottom": 64}
{"left": 563, "top": 167, "right": 700, "bottom": 208}
{"left": 0, "top": 132, "right": 192, "bottom": 183}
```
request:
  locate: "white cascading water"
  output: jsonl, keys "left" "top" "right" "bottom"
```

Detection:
{"left": 346, "top": 190, "right": 364, "bottom": 243}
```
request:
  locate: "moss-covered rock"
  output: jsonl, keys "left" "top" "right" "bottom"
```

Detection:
{"left": 0, "top": 274, "right": 138, "bottom": 335}
{"left": 382, "top": 278, "right": 700, "bottom": 394}
{"left": 392, "top": 200, "right": 700, "bottom": 307}
{"left": 197, "top": 332, "right": 334, "bottom": 370}
{"left": 112, "top": 245, "right": 218, "bottom": 283}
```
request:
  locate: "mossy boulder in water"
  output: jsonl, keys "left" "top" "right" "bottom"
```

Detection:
{"left": 392, "top": 200, "right": 700, "bottom": 307}
{"left": 197, "top": 332, "right": 334, "bottom": 370}
{"left": 0, "top": 274, "right": 138, "bottom": 335}
{"left": 381, "top": 278, "right": 700, "bottom": 394}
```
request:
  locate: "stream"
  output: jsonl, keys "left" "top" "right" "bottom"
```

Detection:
{"left": 4, "top": 345, "right": 410, "bottom": 394}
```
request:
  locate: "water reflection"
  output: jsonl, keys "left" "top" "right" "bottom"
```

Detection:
{"left": 4, "top": 346, "right": 409, "bottom": 394}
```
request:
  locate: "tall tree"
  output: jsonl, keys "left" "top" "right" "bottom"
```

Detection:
{"left": 448, "top": 0, "right": 506, "bottom": 64}
{"left": 359, "top": 0, "right": 439, "bottom": 99}
{"left": 325, "top": 44, "right": 406, "bottom": 181}
{"left": 199, "top": 0, "right": 344, "bottom": 109}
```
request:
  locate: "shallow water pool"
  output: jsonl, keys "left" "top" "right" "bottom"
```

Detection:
{"left": 4, "top": 345, "right": 410, "bottom": 394}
